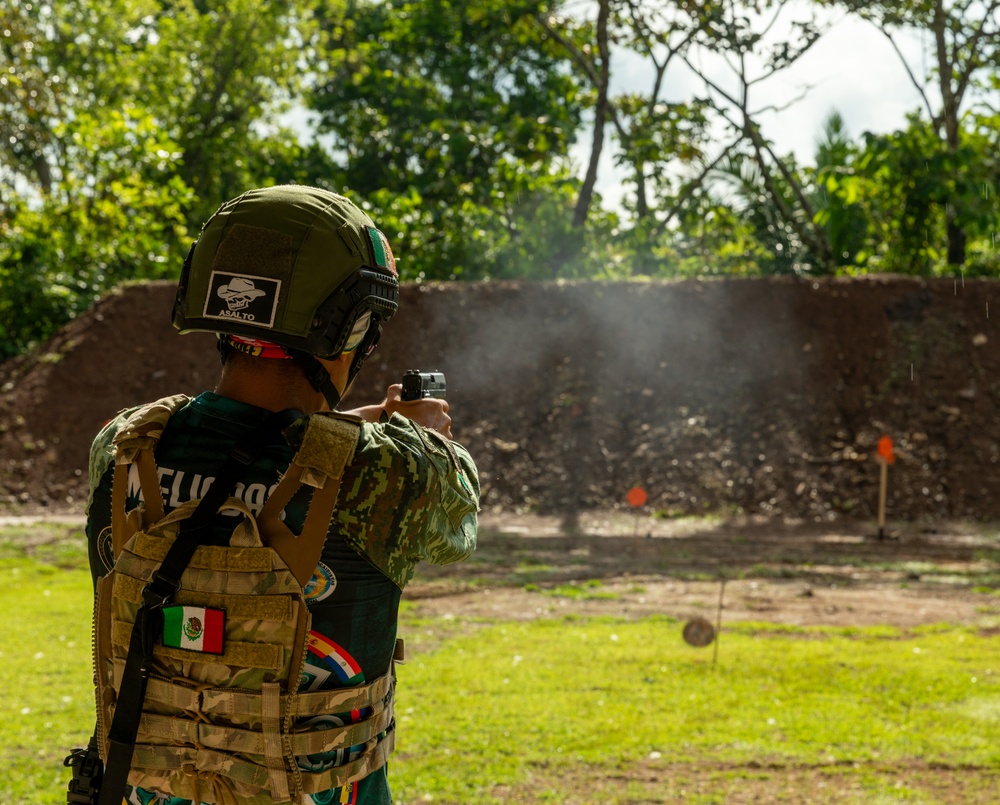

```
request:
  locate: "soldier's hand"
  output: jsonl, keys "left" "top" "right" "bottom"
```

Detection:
{"left": 383, "top": 384, "right": 452, "bottom": 439}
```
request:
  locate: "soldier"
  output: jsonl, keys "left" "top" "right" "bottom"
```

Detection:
{"left": 84, "top": 185, "right": 479, "bottom": 805}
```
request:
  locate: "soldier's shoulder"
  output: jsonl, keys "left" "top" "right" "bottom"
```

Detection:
{"left": 87, "top": 404, "right": 144, "bottom": 488}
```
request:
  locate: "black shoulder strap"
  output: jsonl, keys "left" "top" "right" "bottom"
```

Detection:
{"left": 97, "top": 407, "right": 302, "bottom": 805}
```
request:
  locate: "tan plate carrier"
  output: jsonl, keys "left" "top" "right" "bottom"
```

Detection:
{"left": 92, "top": 395, "right": 398, "bottom": 804}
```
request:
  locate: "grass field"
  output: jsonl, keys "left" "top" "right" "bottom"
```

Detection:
{"left": 2, "top": 521, "right": 999, "bottom": 804}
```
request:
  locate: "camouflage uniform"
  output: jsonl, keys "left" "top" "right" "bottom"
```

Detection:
{"left": 87, "top": 391, "right": 480, "bottom": 805}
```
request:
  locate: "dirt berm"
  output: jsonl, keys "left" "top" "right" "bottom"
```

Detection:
{"left": 1, "top": 276, "right": 998, "bottom": 521}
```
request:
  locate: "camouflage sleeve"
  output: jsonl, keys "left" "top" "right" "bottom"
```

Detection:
{"left": 334, "top": 412, "right": 479, "bottom": 589}
{"left": 85, "top": 408, "right": 139, "bottom": 586}
{"left": 85, "top": 409, "right": 137, "bottom": 518}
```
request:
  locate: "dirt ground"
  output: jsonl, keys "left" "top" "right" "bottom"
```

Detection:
{"left": 406, "top": 512, "right": 999, "bottom": 630}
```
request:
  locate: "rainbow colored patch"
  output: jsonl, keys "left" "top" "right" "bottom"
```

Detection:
{"left": 306, "top": 631, "right": 363, "bottom": 686}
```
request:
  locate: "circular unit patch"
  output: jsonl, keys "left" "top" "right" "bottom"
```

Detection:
{"left": 304, "top": 562, "right": 337, "bottom": 603}
{"left": 97, "top": 526, "right": 115, "bottom": 572}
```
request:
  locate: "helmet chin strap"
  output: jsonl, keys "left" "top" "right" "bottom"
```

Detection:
{"left": 289, "top": 351, "right": 342, "bottom": 411}
{"left": 289, "top": 318, "right": 380, "bottom": 411}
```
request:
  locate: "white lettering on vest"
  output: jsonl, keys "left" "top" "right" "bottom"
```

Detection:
{"left": 127, "top": 464, "right": 279, "bottom": 514}
{"left": 245, "top": 483, "right": 268, "bottom": 511}
{"left": 158, "top": 466, "right": 173, "bottom": 502}
{"left": 169, "top": 469, "right": 185, "bottom": 509}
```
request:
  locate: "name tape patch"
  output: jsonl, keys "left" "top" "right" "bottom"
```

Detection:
{"left": 203, "top": 271, "right": 281, "bottom": 329}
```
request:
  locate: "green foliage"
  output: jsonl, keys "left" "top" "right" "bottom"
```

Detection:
{"left": 306, "top": 0, "right": 617, "bottom": 280}
{"left": 355, "top": 162, "right": 625, "bottom": 281}
{"left": 0, "top": 558, "right": 94, "bottom": 804}
{"left": 827, "top": 113, "right": 1000, "bottom": 276}
{"left": 810, "top": 111, "right": 868, "bottom": 268}
{"left": 2, "top": 0, "right": 1000, "bottom": 360}
{"left": 614, "top": 96, "right": 714, "bottom": 214}
{"left": 311, "top": 0, "right": 583, "bottom": 194}
{"left": 0, "top": 111, "right": 192, "bottom": 359}
{"left": 126, "top": 0, "right": 316, "bottom": 223}
{"left": 700, "top": 151, "right": 812, "bottom": 275}
{"left": 675, "top": 107, "right": 1000, "bottom": 279}
{"left": 0, "top": 0, "right": 322, "bottom": 358}
{"left": 821, "top": 0, "right": 1000, "bottom": 268}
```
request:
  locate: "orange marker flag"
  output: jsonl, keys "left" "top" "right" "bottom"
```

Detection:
{"left": 876, "top": 435, "right": 894, "bottom": 539}
{"left": 877, "top": 435, "right": 896, "bottom": 464}
{"left": 626, "top": 486, "right": 648, "bottom": 508}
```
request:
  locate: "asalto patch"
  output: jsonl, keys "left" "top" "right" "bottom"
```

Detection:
{"left": 203, "top": 271, "right": 281, "bottom": 328}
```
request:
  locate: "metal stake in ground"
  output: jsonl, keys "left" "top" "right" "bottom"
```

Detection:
{"left": 713, "top": 578, "right": 726, "bottom": 666}
{"left": 875, "top": 435, "right": 896, "bottom": 540}
{"left": 682, "top": 577, "right": 725, "bottom": 665}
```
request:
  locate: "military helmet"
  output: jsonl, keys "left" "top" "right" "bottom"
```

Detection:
{"left": 172, "top": 185, "right": 399, "bottom": 359}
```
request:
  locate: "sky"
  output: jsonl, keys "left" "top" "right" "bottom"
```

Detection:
{"left": 579, "top": 6, "right": 932, "bottom": 213}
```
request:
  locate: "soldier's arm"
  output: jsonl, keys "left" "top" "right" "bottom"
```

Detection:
{"left": 342, "top": 384, "right": 452, "bottom": 438}
{"left": 333, "top": 413, "right": 479, "bottom": 588}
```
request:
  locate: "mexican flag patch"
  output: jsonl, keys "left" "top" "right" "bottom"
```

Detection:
{"left": 367, "top": 227, "right": 397, "bottom": 276}
{"left": 163, "top": 605, "right": 226, "bottom": 654}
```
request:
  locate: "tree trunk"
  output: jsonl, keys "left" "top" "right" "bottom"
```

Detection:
{"left": 33, "top": 154, "right": 52, "bottom": 196}
{"left": 634, "top": 162, "right": 650, "bottom": 221}
{"left": 572, "top": 0, "right": 611, "bottom": 229}
{"left": 932, "top": 0, "right": 966, "bottom": 265}
{"left": 946, "top": 218, "right": 967, "bottom": 266}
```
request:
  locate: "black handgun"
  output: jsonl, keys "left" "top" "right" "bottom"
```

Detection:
{"left": 401, "top": 370, "right": 446, "bottom": 401}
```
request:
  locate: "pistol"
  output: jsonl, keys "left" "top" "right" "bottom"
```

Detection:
{"left": 401, "top": 370, "right": 446, "bottom": 401}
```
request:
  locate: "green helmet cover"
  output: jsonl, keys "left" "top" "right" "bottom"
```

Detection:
{"left": 172, "top": 185, "right": 399, "bottom": 358}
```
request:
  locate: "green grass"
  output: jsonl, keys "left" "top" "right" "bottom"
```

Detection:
{"left": 390, "top": 618, "right": 1000, "bottom": 802}
{"left": 2, "top": 529, "right": 999, "bottom": 804}
{"left": 0, "top": 557, "right": 94, "bottom": 804}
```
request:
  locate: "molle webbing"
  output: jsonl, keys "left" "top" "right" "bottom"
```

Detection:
{"left": 258, "top": 412, "right": 363, "bottom": 586}
{"left": 131, "top": 694, "right": 393, "bottom": 756}
{"left": 111, "top": 658, "right": 396, "bottom": 718}
{"left": 129, "top": 727, "right": 395, "bottom": 799}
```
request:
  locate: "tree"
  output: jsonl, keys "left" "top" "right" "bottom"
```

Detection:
{"left": 534, "top": 1, "right": 718, "bottom": 230}
{"left": 0, "top": 111, "right": 194, "bottom": 359}
{"left": 125, "top": 0, "right": 319, "bottom": 222}
{"left": 828, "top": 0, "right": 1000, "bottom": 265}
{"left": 306, "top": 0, "right": 610, "bottom": 279}
{"left": 841, "top": 112, "right": 1000, "bottom": 275}
{"left": 0, "top": 0, "right": 320, "bottom": 357}
{"left": 810, "top": 111, "right": 868, "bottom": 268}
{"left": 678, "top": 0, "right": 836, "bottom": 274}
